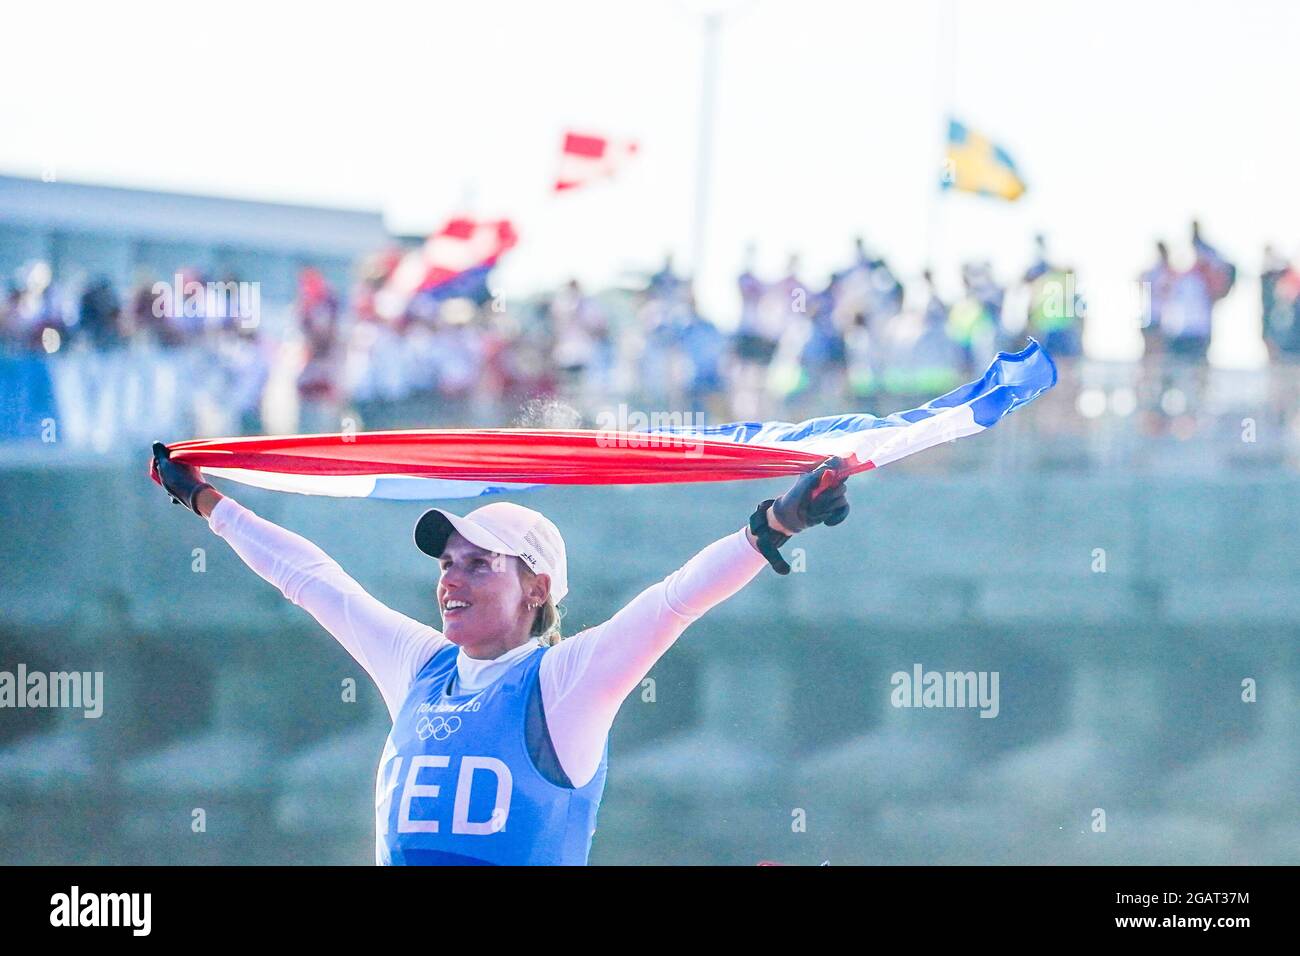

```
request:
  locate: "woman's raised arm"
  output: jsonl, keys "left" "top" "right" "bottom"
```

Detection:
{"left": 538, "top": 459, "right": 852, "bottom": 788}
{"left": 206, "top": 497, "right": 447, "bottom": 717}
{"left": 151, "top": 444, "right": 447, "bottom": 718}
{"left": 538, "top": 525, "right": 769, "bottom": 787}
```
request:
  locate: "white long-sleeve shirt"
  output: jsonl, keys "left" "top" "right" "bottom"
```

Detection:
{"left": 207, "top": 497, "right": 768, "bottom": 787}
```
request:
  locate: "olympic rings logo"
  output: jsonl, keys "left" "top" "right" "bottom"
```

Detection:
{"left": 415, "top": 715, "right": 463, "bottom": 741}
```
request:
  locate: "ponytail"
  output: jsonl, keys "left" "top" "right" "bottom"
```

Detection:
{"left": 531, "top": 597, "right": 564, "bottom": 646}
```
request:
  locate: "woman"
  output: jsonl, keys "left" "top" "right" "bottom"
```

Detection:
{"left": 150, "top": 441, "right": 850, "bottom": 865}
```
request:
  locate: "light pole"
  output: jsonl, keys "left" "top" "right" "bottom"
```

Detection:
{"left": 690, "top": 11, "right": 722, "bottom": 282}
{"left": 682, "top": 0, "right": 754, "bottom": 287}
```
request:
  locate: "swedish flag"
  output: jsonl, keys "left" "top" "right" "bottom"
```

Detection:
{"left": 943, "top": 119, "right": 1026, "bottom": 201}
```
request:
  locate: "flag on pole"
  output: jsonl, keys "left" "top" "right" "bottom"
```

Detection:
{"left": 374, "top": 217, "right": 517, "bottom": 319}
{"left": 942, "top": 119, "right": 1026, "bottom": 201}
{"left": 555, "top": 131, "right": 639, "bottom": 193}
{"left": 161, "top": 341, "right": 1056, "bottom": 500}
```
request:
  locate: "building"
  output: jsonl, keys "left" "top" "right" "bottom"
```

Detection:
{"left": 0, "top": 173, "right": 390, "bottom": 308}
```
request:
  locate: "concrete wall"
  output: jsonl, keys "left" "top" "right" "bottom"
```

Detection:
{"left": 1, "top": 460, "right": 1296, "bottom": 864}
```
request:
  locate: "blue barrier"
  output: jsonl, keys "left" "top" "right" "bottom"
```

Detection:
{"left": 0, "top": 354, "right": 58, "bottom": 442}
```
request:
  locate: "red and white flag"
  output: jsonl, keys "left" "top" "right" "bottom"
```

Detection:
{"left": 375, "top": 217, "right": 517, "bottom": 319}
{"left": 554, "top": 131, "right": 638, "bottom": 193}
{"left": 157, "top": 343, "right": 1056, "bottom": 500}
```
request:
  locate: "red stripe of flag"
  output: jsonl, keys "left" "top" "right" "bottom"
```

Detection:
{"left": 562, "top": 132, "right": 608, "bottom": 159}
{"left": 167, "top": 429, "right": 827, "bottom": 483}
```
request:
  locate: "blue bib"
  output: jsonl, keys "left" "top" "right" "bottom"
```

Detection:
{"left": 376, "top": 643, "right": 608, "bottom": 865}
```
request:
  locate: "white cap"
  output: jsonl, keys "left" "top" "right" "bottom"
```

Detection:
{"left": 414, "top": 502, "right": 569, "bottom": 603}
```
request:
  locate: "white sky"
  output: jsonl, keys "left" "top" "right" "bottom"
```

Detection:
{"left": 5, "top": 0, "right": 1299, "bottom": 363}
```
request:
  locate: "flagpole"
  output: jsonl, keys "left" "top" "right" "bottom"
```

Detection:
{"left": 925, "top": 0, "right": 958, "bottom": 277}
{"left": 690, "top": 11, "right": 722, "bottom": 284}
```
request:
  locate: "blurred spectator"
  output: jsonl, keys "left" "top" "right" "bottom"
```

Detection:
{"left": 733, "top": 244, "right": 771, "bottom": 358}
{"left": 1, "top": 279, "right": 24, "bottom": 347}
{"left": 479, "top": 302, "right": 553, "bottom": 404}
{"left": 849, "top": 237, "right": 904, "bottom": 341}
{"left": 550, "top": 279, "right": 611, "bottom": 396}
{"left": 5, "top": 262, "right": 69, "bottom": 352}
{"left": 762, "top": 255, "right": 813, "bottom": 400}
{"left": 1023, "top": 233, "right": 1052, "bottom": 284}
{"left": 732, "top": 245, "right": 778, "bottom": 417}
{"left": 647, "top": 253, "right": 683, "bottom": 300}
{"left": 217, "top": 323, "right": 271, "bottom": 435}
{"left": 9, "top": 217, "right": 1294, "bottom": 445}
{"left": 1139, "top": 241, "right": 1177, "bottom": 355}
{"left": 430, "top": 299, "right": 486, "bottom": 402}
{"left": 1163, "top": 266, "right": 1213, "bottom": 360}
{"left": 912, "top": 271, "right": 964, "bottom": 387}
{"left": 296, "top": 267, "right": 343, "bottom": 430}
{"left": 678, "top": 291, "right": 727, "bottom": 413}
{"left": 834, "top": 238, "right": 903, "bottom": 395}
{"left": 635, "top": 277, "right": 694, "bottom": 408}
{"left": 77, "top": 275, "right": 122, "bottom": 348}
{"left": 168, "top": 268, "right": 211, "bottom": 341}
{"left": 862, "top": 273, "right": 963, "bottom": 397}
{"left": 1262, "top": 245, "right": 1300, "bottom": 357}
{"left": 1022, "top": 237, "right": 1083, "bottom": 358}
{"left": 1156, "top": 221, "right": 1236, "bottom": 361}
{"left": 947, "top": 262, "right": 1001, "bottom": 374}
{"left": 798, "top": 275, "right": 849, "bottom": 406}
{"left": 124, "top": 275, "right": 170, "bottom": 346}
{"left": 1192, "top": 220, "right": 1237, "bottom": 302}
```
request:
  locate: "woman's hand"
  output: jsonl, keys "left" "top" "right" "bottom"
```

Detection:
{"left": 150, "top": 441, "right": 221, "bottom": 517}
{"left": 771, "top": 456, "right": 852, "bottom": 533}
{"left": 746, "top": 457, "right": 852, "bottom": 573}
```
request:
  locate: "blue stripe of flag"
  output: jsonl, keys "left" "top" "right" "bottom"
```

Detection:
{"left": 654, "top": 339, "right": 1057, "bottom": 445}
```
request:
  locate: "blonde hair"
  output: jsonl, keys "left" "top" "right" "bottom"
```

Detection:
{"left": 517, "top": 558, "right": 564, "bottom": 645}
{"left": 530, "top": 597, "right": 564, "bottom": 646}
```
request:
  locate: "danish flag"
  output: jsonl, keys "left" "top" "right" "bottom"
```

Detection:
{"left": 554, "top": 131, "right": 639, "bottom": 193}
{"left": 375, "top": 217, "right": 517, "bottom": 319}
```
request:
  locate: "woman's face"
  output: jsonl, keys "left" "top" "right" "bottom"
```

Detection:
{"left": 436, "top": 530, "right": 547, "bottom": 657}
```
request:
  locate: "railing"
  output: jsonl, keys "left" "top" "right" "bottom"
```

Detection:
{"left": 2, "top": 344, "right": 1297, "bottom": 473}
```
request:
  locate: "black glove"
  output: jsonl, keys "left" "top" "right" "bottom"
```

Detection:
{"left": 150, "top": 441, "right": 212, "bottom": 515}
{"left": 771, "top": 456, "right": 852, "bottom": 534}
{"left": 750, "top": 457, "right": 852, "bottom": 575}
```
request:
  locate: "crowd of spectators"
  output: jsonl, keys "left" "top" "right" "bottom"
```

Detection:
{"left": 4, "top": 220, "right": 1299, "bottom": 435}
